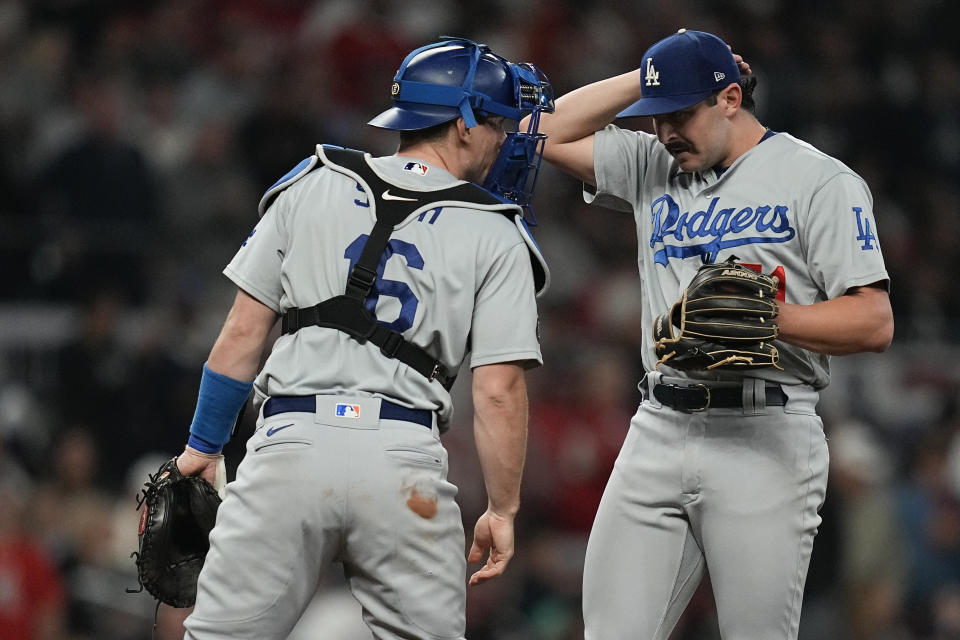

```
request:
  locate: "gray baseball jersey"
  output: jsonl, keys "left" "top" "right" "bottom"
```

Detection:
{"left": 185, "top": 148, "right": 544, "bottom": 640}
{"left": 580, "top": 127, "right": 888, "bottom": 640}
{"left": 587, "top": 126, "right": 889, "bottom": 391}
{"left": 225, "top": 149, "right": 544, "bottom": 423}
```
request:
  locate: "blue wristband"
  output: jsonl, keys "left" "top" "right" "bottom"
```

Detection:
{"left": 188, "top": 363, "right": 253, "bottom": 453}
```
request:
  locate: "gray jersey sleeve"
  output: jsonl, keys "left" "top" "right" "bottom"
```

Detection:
{"left": 801, "top": 172, "right": 889, "bottom": 299}
{"left": 470, "top": 241, "right": 542, "bottom": 369}
{"left": 585, "top": 125, "right": 665, "bottom": 212}
{"left": 223, "top": 203, "right": 286, "bottom": 312}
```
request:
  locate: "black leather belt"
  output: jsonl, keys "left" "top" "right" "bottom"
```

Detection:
{"left": 652, "top": 383, "right": 787, "bottom": 413}
{"left": 263, "top": 395, "right": 432, "bottom": 429}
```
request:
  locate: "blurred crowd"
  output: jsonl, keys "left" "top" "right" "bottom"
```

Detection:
{"left": 1, "top": 0, "right": 959, "bottom": 638}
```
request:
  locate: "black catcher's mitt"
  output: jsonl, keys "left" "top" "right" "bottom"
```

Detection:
{"left": 653, "top": 258, "right": 782, "bottom": 371}
{"left": 130, "top": 457, "right": 222, "bottom": 608}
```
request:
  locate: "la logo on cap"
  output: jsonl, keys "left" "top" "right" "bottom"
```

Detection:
{"left": 617, "top": 29, "right": 740, "bottom": 119}
{"left": 645, "top": 58, "right": 660, "bottom": 87}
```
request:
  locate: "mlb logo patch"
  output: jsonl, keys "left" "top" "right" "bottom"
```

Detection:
{"left": 403, "top": 162, "right": 428, "bottom": 176}
{"left": 335, "top": 403, "right": 361, "bottom": 419}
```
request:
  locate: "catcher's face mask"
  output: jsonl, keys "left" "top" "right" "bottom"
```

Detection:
{"left": 368, "top": 37, "right": 555, "bottom": 223}
{"left": 481, "top": 61, "right": 555, "bottom": 225}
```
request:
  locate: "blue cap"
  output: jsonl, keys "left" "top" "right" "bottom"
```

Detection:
{"left": 617, "top": 29, "right": 740, "bottom": 118}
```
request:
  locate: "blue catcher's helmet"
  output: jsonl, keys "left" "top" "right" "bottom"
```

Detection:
{"left": 368, "top": 37, "right": 555, "bottom": 222}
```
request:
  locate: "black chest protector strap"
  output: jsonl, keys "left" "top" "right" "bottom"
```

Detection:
{"left": 280, "top": 147, "right": 505, "bottom": 389}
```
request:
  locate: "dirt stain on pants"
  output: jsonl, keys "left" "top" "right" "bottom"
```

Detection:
{"left": 406, "top": 488, "right": 438, "bottom": 519}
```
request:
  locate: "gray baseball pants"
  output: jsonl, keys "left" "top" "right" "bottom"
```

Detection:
{"left": 184, "top": 395, "right": 466, "bottom": 640}
{"left": 583, "top": 374, "right": 829, "bottom": 639}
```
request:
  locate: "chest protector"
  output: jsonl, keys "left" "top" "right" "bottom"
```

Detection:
{"left": 257, "top": 144, "right": 549, "bottom": 389}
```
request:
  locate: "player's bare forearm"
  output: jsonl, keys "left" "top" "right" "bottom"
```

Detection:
{"left": 468, "top": 362, "right": 528, "bottom": 585}
{"left": 538, "top": 71, "right": 643, "bottom": 144}
{"left": 206, "top": 288, "right": 278, "bottom": 381}
{"left": 776, "top": 284, "right": 893, "bottom": 355}
{"left": 525, "top": 71, "right": 643, "bottom": 185}
{"left": 471, "top": 362, "right": 529, "bottom": 518}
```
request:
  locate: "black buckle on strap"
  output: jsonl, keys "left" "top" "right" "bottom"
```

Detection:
{"left": 430, "top": 366, "right": 457, "bottom": 390}
{"left": 346, "top": 264, "right": 377, "bottom": 296}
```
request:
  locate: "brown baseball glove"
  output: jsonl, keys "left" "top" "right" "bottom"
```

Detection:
{"left": 653, "top": 258, "right": 782, "bottom": 371}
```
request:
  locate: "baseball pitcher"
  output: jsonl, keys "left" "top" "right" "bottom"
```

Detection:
{"left": 532, "top": 29, "right": 893, "bottom": 640}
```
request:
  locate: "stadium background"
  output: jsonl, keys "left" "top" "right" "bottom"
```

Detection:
{"left": 1, "top": 0, "right": 958, "bottom": 638}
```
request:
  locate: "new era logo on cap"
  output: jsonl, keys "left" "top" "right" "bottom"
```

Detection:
{"left": 618, "top": 29, "right": 741, "bottom": 118}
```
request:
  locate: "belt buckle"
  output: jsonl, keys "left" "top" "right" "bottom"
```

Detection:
{"left": 689, "top": 384, "right": 711, "bottom": 412}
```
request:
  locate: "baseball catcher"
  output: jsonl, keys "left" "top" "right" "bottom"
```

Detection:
{"left": 129, "top": 454, "right": 224, "bottom": 608}
{"left": 653, "top": 257, "right": 781, "bottom": 370}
